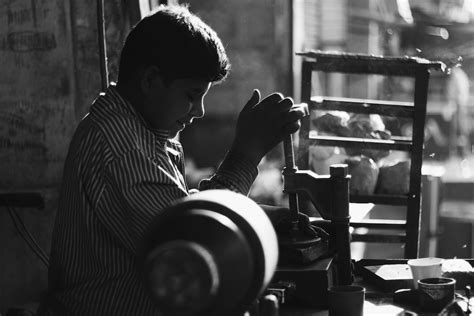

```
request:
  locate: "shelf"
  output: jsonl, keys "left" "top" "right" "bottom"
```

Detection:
{"left": 309, "top": 135, "right": 412, "bottom": 151}
{"left": 298, "top": 50, "right": 443, "bottom": 258}
{"left": 310, "top": 96, "right": 414, "bottom": 118}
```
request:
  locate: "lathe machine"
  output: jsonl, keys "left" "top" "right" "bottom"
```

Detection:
{"left": 138, "top": 135, "right": 353, "bottom": 315}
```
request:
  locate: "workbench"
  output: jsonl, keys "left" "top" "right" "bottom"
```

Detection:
{"left": 280, "top": 280, "right": 468, "bottom": 315}
{"left": 279, "top": 258, "right": 473, "bottom": 315}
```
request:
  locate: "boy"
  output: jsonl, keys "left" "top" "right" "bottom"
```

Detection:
{"left": 38, "top": 4, "right": 306, "bottom": 315}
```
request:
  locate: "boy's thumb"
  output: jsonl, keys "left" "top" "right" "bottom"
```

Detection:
{"left": 242, "top": 89, "right": 261, "bottom": 111}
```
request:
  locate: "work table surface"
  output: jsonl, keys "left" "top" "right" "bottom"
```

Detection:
{"left": 281, "top": 286, "right": 470, "bottom": 315}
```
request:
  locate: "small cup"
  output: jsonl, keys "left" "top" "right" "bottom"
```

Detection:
{"left": 407, "top": 257, "right": 443, "bottom": 288}
{"left": 418, "top": 277, "right": 456, "bottom": 313}
{"left": 328, "top": 285, "right": 365, "bottom": 316}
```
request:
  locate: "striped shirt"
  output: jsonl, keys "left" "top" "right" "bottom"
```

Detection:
{"left": 37, "top": 84, "right": 258, "bottom": 315}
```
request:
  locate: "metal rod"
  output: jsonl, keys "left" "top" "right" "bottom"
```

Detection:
{"left": 283, "top": 135, "right": 296, "bottom": 169}
{"left": 97, "top": 0, "right": 109, "bottom": 91}
{"left": 283, "top": 134, "right": 299, "bottom": 229}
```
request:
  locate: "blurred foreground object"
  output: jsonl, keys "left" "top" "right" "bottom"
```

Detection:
{"left": 139, "top": 190, "right": 278, "bottom": 316}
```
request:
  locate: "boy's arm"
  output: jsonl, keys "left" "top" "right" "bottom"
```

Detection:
{"left": 197, "top": 89, "right": 307, "bottom": 229}
{"left": 198, "top": 149, "right": 258, "bottom": 195}
{"left": 200, "top": 89, "right": 307, "bottom": 196}
{"left": 198, "top": 89, "right": 313, "bottom": 237}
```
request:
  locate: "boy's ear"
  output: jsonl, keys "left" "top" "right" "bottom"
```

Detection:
{"left": 140, "top": 65, "right": 164, "bottom": 94}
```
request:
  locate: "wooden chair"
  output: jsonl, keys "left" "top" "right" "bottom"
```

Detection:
{"left": 296, "top": 51, "right": 445, "bottom": 258}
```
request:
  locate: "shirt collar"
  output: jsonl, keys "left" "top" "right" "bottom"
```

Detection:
{"left": 104, "top": 83, "right": 170, "bottom": 144}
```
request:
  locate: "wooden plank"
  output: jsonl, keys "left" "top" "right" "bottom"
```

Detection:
{"left": 296, "top": 51, "right": 445, "bottom": 77}
{"left": 309, "top": 135, "right": 412, "bottom": 151}
{"left": 359, "top": 264, "right": 413, "bottom": 292}
{"left": 310, "top": 96, "right": 414, "bottom": 118}
{"left": 404, "top": 70, "right": 430, "bottom": 259}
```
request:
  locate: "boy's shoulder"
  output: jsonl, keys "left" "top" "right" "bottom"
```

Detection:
{"left": 84, "top": 94, "right": 154, "bottom": 158}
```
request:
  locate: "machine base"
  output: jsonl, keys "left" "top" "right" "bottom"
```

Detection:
{"left": 271, "top": 257, "right": 336, "bottom": 308}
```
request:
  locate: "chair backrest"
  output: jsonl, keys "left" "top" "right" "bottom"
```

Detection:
{"left": 296, "top": 51, "right": 445, "bottom": 258}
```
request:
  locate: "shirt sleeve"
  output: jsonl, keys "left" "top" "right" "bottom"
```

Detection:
{"left": 198, "top": 150, "right": 258, "bottom": 195}
{"left": 99, "top": 149, "right": 189, "bottom": 253}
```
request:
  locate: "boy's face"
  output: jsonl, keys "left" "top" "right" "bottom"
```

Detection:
{"left": 143, "top": 76, "right": 211, "bottom": 138}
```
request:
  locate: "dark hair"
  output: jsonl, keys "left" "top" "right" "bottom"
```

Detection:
{"left": 118, "top": 5, "right": 230, "bottom": 84}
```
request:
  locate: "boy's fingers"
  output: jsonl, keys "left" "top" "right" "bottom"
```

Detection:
{"left": 273, "top": 100, "right": 308, "bottom": 115}
{"left": 274, "top": 97, "right": 294, "bottom": 112}
{"left": 282, "top": 121, "right": 301, "bottom": 134}
{"left": 312, "top": 225, "right": 330, "bottom": 240}
{"left": 291, "top": 103, "right": 309, "bottom": 116}
{"left": 282, "top": 113, "right": 301, "bottom": 125}
{"left": 280, "top": 104, "right": 309, "bottom": 125}
{"left": 259, "top": 93, "right": 284, "bottom": 108}
{"left": 242, "top": 89, "right": 261, "bottom": 111}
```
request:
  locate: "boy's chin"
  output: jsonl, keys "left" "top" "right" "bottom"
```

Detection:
{"left": 167, "top": 128, "right": 181, "bottom": 139}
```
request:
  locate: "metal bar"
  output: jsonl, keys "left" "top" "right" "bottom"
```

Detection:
{"left": 357, "top": 258, "right": 408, "bottom": 265}
{"left": 310, "top": 97, "right": 414, "bottom": 118}
{"left": 283, "top": 135, "right": 299, "bottom": 229}
{"left": 97, "top": 0, "right": 109, "bottom": 91}
{"left": 349, "top": 194, "right": 408, "bottom": 205}
{"left": 350, "top": 219, "right": 406, "bottom": 229}
{"left": 351, "top": 233, "right": 406, "bottom": 243}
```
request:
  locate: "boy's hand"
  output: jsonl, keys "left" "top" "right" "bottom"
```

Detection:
{"left": 260, "top": 205, "right": 330, "bottom": 240}
{"left": 231, "top": 89, "right": 308, "bottom": 165}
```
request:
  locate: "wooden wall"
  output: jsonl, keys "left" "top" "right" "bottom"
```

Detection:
{"left": 0, "top": 1, "right": 74, "bottom": 311}
{"left": 0, "top": 0, "right": 75, "bottom": 189}
{"left": 0, "top": 0, "right": 131, "bottom": 312}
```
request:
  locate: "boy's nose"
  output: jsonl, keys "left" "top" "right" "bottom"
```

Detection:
{"left": 190, "top": 99, "right": 205, "bottom": 118}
